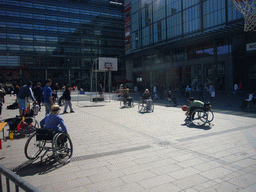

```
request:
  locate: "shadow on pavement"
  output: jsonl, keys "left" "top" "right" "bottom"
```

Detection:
{"left": 76, "top": 104, "right": 106, "bottom": 108}
{"left": 12, "top": 156, "right": 64, "bottom": 176}
{"left": 187, "top": 124, "right": 213, "bottom": 130}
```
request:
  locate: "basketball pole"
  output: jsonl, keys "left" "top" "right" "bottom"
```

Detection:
{"left": 109, "top": 69, "right": 111, "bottom": 102}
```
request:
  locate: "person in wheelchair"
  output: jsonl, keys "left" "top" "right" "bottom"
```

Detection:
{"left": 122, "top": 88, "right": 133, "bottom": 106}
{"left": 141, "top": 89, "right": 153, "bottom": 111}
{"left": 185, "top": 97, "right": 204, "bottom": 122}
{"left": 167, "top": 90, "right": 177, "bottom": 106}
{"left": 40, "top": 105, "right": 68, "bottom": 135}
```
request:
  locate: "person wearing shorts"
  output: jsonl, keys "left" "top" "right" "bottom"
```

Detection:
{"left": 43, "top": 79, "right": 53, "bottom": 115}
{"left": 17, "top": 81, "right": 36, "bottom": 116}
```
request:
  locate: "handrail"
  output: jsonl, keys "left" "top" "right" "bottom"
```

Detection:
{"left": 0, "top": 164, "right": 40, "bottom": 192}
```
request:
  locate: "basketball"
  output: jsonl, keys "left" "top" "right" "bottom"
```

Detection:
{"left": 182, "top": 105, "right": 188, "bottom": 111}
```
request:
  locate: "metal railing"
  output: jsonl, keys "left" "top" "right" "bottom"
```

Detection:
{"left": 0, "top": 164, "right": 40, "bottom": 192}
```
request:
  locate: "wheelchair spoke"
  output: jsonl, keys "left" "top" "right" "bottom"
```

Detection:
{"left": 191, "top": 109, "right": 207, "bottom": 126}
{"left": 24, "top": 132, "right": 45, "bottom": 159}
{"left": 52, "top": 133, "right": 73, "bottom": 164}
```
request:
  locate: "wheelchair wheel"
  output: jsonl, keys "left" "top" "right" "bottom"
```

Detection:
{"left": 52, "top": 133, "right": 73, "bottom": 164}
{"left": 138, "top": 102, "right": 144, "bottom": 112}
{"left": 130, "top": 100, "right": 134, "bottom": 107}
{"left": 120, "top": 100, "right": 126, "bottom": 108}
{"left": 205, "top": 110, "right": 214, "bottom": 122}
{"left": 191, "top": 109, "right": 207, "bottom": 126}
{"left": 166, "top": 100, "right": 175, "bottom": 107}
{"left": 151, "top": 103, "right": 154, "bottom": 112}
{"left": 24, "top": 132, "right": 46, "bottom": 159}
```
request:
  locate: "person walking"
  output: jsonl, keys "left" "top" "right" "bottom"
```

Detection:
{"left": 63, "top": 84, "right": 75, "bottom": 114}
{"left": 43, "top": 79, "right": 53, "bottom": 115}
{"left": 0, "top": 84, "right": 6, "bottom": 116}
{"left": 209, "top": 84, "right": 215, "bottom": 99}
{"left": 34, "top": 82, "right": 43, "bottom": 111}
{"left": 17, "top": 81, "right": 36, "bottom": 116}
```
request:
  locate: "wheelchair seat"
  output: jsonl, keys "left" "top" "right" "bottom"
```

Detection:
{"left": 204, "top": 102, "right": 211, "bottom": 111}
{"left": 36, "top": 129, "right": 56, "bottom": 141}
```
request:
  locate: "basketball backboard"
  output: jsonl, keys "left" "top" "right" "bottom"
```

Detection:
{"left": 98, "top": 57, "right": 118, "bottom": 71}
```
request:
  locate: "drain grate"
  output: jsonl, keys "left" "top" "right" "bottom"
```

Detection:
{"left": 158, "top": 141, "right": 172, "bottom": 146}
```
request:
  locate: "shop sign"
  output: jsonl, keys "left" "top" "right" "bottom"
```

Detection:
{"left": 246, "top": 42, "right": 256, "bottom": 51}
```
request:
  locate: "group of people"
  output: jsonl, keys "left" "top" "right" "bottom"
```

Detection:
{"left": 16, "top": 79, "right": 75, "bottom": 116}
{"left": 121, "top": 88, "right": 177, "bottom": 111}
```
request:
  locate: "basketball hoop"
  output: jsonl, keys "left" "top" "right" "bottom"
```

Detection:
{"left": 232, "top": 0, "right": 256, "bottom": 32}
{"left": 106, "top": 67, "right": 113, "bottom": 71}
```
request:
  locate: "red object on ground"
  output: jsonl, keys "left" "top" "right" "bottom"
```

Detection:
{"left": 17, "top": 124, "right": 21, "bottom": 131}
{"left": 0, "top": 139, "right": 2, "bottom": 150}
{"left": 182, "top": 105, "right": 188, "bottom": 111}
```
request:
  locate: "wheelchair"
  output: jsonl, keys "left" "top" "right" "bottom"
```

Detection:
{"left": 166, "top": 98, "right": 177, "bottom": 107}
{"left": 185, "top": 102, "right": 214, "bottom": 126}
{"left": 138, "top": 100, "right": 154, "bottom": 113}
{"left": 24, "top": 128, "right": 73, "bottom": 165}
{"left": 120, "top": 98, "right": 134, "bottom": 108}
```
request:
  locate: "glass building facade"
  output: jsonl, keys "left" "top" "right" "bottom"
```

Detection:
{"left": 0, "top": 0, "right": 125, "bottom": 88}
{"left": 124, "top": 0, "right": 256, "bottom": 92}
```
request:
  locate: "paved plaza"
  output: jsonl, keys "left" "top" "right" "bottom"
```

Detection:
{"left": 0, "top": 92, "right": 256, "bottom": 192}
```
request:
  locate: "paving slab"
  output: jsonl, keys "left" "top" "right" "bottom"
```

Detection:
{"left": 0, "top": 92, "right": 256, "bottom": 191}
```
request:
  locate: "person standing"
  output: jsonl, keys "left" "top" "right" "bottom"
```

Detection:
{"left": 0, "top": 85, "right": 6, "bottom": 116}
{"left": 34, "top": 82, "right": 43, "bottom": 111}
{"left": 43, "top": 79, "right": 53, "bottom": 115}
{"left": 17, "top": 81, "right": 36, "bottom": 116}
{"left": 209, "top": 84, "right": 215, "bottom": 99}
{"left": 234, "top": 83, "right": 238, "bottom": 94}
{"left": 14, "top": 85, "right": 20, "bottom": 99}
{"left": 63, "top": 84, "right": 75, "bottom": 114}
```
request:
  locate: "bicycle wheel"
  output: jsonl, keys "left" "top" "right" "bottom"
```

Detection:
{"left": 21, "top": 119, "right": 38, "bottom": 136}
{"left": 52, "top": 133, "right": 73, "bottom": 164}
{"left": 191, "top": 109, "right": 207, "bottom": 126}
{"left": 24, "top": 132, "right": 45, "bottom": 159}
{"left": 206, "top": 110, "right": 214, "bottom": 122}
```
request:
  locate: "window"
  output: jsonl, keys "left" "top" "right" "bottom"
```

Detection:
{"left": 145, "top": 3, "right": 150, "bottom": 26}
{"left": 157, "top": 21, "right": 162, "bottom": 41}
{"left": 183, "top": 5, "right": 201, "bottom": 34}
{"left": 7, "top": 34, "right": 20, "bottom": 39}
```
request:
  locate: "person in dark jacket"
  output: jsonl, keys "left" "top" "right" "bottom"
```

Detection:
{"left": 34, "top": 82, "right": 43, "bottom": 111}
{"left": 17, "top": 81, "right": 36, "bottom": 116}
{"left": 63, "top": 84, "right": 74, "bottom": 114}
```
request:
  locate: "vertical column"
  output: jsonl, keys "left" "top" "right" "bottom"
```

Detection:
{"left": 45, "top": 69, "right": 47, "bottom": 80}
{"left": 20, "top": 68, "right": 23, "bottom": 85}
{"left": 68, "top": 69, "right": 71, "bottom": 85}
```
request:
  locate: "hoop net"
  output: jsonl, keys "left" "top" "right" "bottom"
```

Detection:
{"left": 232, "top": 0, "right": 256, "bottom": 32}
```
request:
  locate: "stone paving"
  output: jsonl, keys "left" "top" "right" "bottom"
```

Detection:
{"left": 0, "top": 92, "right": 256, "bottom": 192}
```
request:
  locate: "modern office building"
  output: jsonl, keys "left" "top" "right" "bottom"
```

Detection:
{"left": 124, "top": 0, "right": 256, "bottom": 92}
{"left": 0, "top": 0, "right": 125, "bottom": 88}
